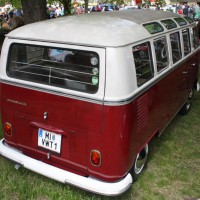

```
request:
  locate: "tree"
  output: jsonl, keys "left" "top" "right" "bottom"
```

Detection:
{"left": 84, "top": 0, "right": 89, "bottom": 14}
{"left": 21, "top": 0, "right": 47, "bottom": 24}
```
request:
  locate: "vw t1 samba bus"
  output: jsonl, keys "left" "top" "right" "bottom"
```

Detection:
{"left": 0, "top": 9, "right": 199, "bottom": 196}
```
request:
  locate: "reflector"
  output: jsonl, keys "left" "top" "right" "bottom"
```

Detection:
{"left": 5, "top": 122, "right": 12, "bottom": 137}
{"left": 90, "top": 150, "right": 101, "bottom": 166}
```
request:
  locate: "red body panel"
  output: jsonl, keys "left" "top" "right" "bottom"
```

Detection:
{"left": 0, "top": 51, "right": 199, "bottom": 182}
{"left": 89, "top": 53, "right": 199, "bottom": 181}
{"left": 1, "top": 85, "right": 103, "bottom": 176}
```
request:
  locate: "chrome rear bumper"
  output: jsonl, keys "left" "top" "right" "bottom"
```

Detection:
{"left": 0, "top": 139, "right": 132, "bottom": 196}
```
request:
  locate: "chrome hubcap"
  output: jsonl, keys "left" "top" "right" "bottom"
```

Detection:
{"left": 186, "top": 89, "right": 193, "bottom": 110}
{"left": 134, "top": 144, "right": 148, "bottom": 175}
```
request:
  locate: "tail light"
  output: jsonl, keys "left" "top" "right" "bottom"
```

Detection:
{"left": 90, "top": 150, "right": 101, "bottom": 166}
{"left": 4, "top": 122, "right": 13, "bottom": 137}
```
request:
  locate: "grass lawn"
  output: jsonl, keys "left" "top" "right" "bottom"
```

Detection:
{"left": 0, "top": 85, "right": 200, "bottom": 200}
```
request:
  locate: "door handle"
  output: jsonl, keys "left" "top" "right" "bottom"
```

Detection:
{"left": 182, "top": 71, "right": 188, "bottom": 74}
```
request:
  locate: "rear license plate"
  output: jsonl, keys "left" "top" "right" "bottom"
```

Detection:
{"left": 38, "top": 128, "right": 62, "bottom": 153}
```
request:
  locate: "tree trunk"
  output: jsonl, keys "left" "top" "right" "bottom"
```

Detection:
{"left": 84, "top": 0, "right": 89, "bottom": 14}
{"left": 62, "top": 0, "right": 71, "bottom": 15}
{"left": 21, "top": 0, "right": 47, "bottom": 24}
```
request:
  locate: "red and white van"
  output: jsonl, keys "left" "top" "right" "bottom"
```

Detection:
{"left": 0, "top": 10, "right": 199, "bottom": 196}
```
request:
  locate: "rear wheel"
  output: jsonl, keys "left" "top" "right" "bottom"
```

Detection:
{"left": 131, "top": 143, "right": 149, "bottom": 181}
{"left": 179, "top": 88, "right": 193, "bottom": 115}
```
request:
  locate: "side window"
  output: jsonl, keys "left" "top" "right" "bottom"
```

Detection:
{"left": 170, "top": 32, "right": 182, "bottom": 64}
{"left": 192, "top": 27, "right": 199, "bottom": 49}
{"left": 143, "top": 22, "right": 164, "bottom": 34}
{"left": 154, "top": 37, "right": 169, "bottom": 72}
{"left": 161, "top": 19, "right": 177, "bottom": 30}
{"left": 132, "top": 42, "right": 154, "bottom": 87}
{"left": 182, "top": 29, "right": 191, "bottom": 56}
{"left": 7, "top": 44, "right": 100, "bottom": 94}
{"left": 174, "top": 18, "right": 187, "bottom": 26}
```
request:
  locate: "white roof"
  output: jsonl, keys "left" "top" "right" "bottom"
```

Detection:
{"left": 7, "top": 9, "right": 182, "bottom": 47}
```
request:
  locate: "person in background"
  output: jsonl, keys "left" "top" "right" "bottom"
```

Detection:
{"left": 49, "top": 7, "right": 56, "bottom": 18}
{"left": 178, "top": 9, "right": 183, "bottom": 14}
{"left": 195, "top": 3, "right": 200, "bottom": 20}
{"left": 96, "top": 4, "right": 102, "bottom": 12}
{"left": 11, "top": 15, "right": 24, "bottom": 30}
{"left": 0, "top": 13, "right": 24, "bottom": 53}
{"left": 183, "top": 5, "right": 189, "bottom": 16}
{"left": 61, "top": 5, "right": 64, "bottom": 16}
{"left": 55, "top": 6, "right": 61, "bottom": 17}
{"left": 188, "top": 4, "right": 195, "bottom": 19}
{"left": 14, "top": 9, "right": 23, "bottom": 16}
{"left": 7, "top": 10, "right": 14, "bottom": 29}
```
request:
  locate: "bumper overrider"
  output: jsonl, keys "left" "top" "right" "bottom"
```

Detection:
{"left": 0, "top": 139, "right": 132, "bottom": 196}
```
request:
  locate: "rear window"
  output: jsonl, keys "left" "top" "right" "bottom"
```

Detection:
{"left": 7, "top": 44, "right": 100, "bottom": 93}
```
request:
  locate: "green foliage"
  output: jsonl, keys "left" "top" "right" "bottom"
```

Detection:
{"left": 98, "top": 0, "right": 124, "bottom": 5}
{"left": 11, "top": 0, "right": 22, "bottom": 8}
{"left": 0, "top": 0, "right": 7, "bottom": 7}
{"left": 0, "top": 0, "right": 22, "bottom": 9}
{"left": 108, "top": 0, "right": 125, "bottom": 5}
{"left": 155, "top": 0, "right": 166, "bottom": 8}
{"left": 47, "top": 0, "right": 54, "bottom": 4}
{"left": 142, "top": 0, "right": 151, "bottom": 7}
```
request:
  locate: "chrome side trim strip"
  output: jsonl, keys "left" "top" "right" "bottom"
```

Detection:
{"left": 0, "top": 79, "right": 104, "bottom": 105}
